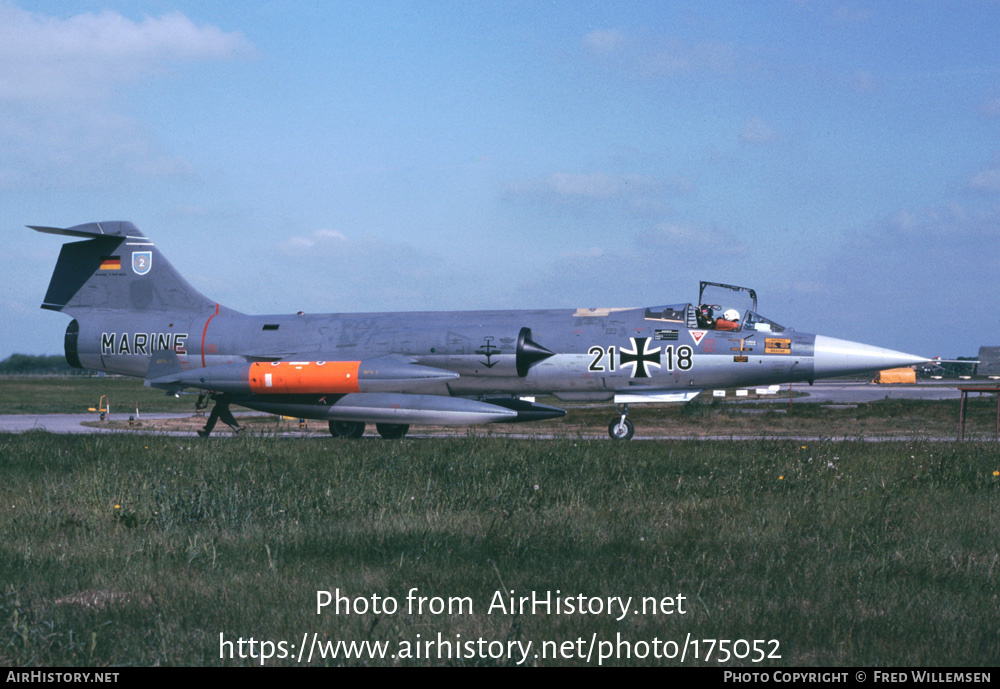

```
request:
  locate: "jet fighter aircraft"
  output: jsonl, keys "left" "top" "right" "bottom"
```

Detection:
{"left": 33, "top": 221, "right": 930, "bottom": 439}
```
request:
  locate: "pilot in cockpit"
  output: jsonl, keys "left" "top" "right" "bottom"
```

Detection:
{"left": 715, "top": 308, "right": 741, "bottom": 331}
{"left": 698, "top": 304, "right": 742, "bottom": 331}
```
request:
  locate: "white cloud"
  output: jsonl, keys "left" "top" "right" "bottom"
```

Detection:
{"left": 969, "top": 168, "right": 1000, "bottom": 193}
{"left": 0, "top": 5, "right": 252, "bottom": 190}
{"left": 644, "top": 39, "right": 735, "bottom": 77}
{"left": 510, "top": 221, "right": 750, "bottom": 311}
{"left": 582, "top": 28, "right": 737, "bottom": 78}
{"left": 802, "top": 204, "right": 1000, "bottom": 354}
{"left": 260, "top": 230, "right": 463, "bottom": 313}
{"left": 544, "top": 172, "right": 656, "bottom": 200}
{"left": 830, "top": 5, "right": 875, "bottom": 25}
{"left": 507, "top": 171, "right": 693, "bottom": 217}
{"left": 280, "top": 229, "right": 348, "bottom": 253}
{"left": 979, "top": 97, "right": 1000, "bottom": 118}
{"left": 644, "top": 222, "right": 747, "bottom": 254}
{"left": 739, "top": 117, "right": 777, "bottom": 144}
{"left": 848, "top": 70, "right": 881, "bottom": 94}
{"left": 582, "top": 29, "right": 625, "bottom": 55}
{"left": 0, "top": 6, "right": 251, "bottom": 103}
{"left": 0, "top": 103, "right": 195, "bottom": 189}
{"left": 558, "top": 246, "right": 605, "bottom": 261}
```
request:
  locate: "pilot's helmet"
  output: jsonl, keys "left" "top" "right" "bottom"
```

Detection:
{"left": 723, "top": 309, "right": 740, "bottom": 322}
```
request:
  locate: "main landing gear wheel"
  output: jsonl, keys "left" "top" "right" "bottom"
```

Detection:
{"left": 376, "top": 423, "right": 410, "bottom": 439}
{"left": 329, "top": 420, "right": 365, "bottom": 438}
{"left": 608, "top": 418, "right": 634, "bottom": 440}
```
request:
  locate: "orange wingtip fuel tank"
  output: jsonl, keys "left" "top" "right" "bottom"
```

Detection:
{"left": 249, "top": 361, "right": 361, "bottom": 394}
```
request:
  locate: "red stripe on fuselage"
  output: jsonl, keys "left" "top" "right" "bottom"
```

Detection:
{"left": 201, "top": 303, "right": 219, "bottom": 368}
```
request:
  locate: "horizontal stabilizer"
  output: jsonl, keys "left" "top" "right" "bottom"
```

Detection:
{"left": 29, "top": 221, "right": 139, "bottom": 239}
{"left": 146, "top": 350, "right": 183, "bottom": 379}
{"left": 145, "top": 350, "right": 185, "bottom": 390}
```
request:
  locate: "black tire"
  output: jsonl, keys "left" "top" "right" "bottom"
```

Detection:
{"left": 608, "top": 418, "right": 634, "bottom": 440}
{"left": 376, "top": 423, "right": 409, "bottom": 439}
{"left": 329, "top": 420, "right": 365, "bottom": 438}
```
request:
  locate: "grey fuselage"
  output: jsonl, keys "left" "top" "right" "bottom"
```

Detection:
{"left": 79, "top": 305, "right": 817, "bottom": 400}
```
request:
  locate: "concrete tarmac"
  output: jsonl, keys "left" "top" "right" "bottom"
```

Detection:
{"left": 0, "top": 412, "right": 193, "bottom": 434}
{"left": 766, "top": 380, "right": 963, "bottom": 404}
{"left": 0, "top": 381, "right": 979, "bottom": 438}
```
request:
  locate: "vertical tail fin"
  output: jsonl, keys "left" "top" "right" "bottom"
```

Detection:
{"left": 30, "top": 221, "right": 229, "bottom": 316}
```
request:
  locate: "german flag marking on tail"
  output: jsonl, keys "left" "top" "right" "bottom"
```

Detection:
{"left": 99, "top": 256, "right": 121, "bottom": 271}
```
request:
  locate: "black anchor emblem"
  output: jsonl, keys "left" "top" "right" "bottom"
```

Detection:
{"left": 476, "top": 336, "right": 500, "bottom": 368}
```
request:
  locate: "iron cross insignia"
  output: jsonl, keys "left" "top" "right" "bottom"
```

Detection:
{"left": 620, "top": 337, "right": 661, "bottom": 378}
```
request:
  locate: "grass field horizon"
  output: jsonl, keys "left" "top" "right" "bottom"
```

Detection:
{"left": 5, "top": 374, "right": 1000, "bottom": 441}
{"left": 1, "top": 431, "right": 997, "bottom": 666}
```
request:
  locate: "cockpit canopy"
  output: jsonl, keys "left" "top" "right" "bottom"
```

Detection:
{"left": 699, "top": 281, "right": 757, "bottom": 313}
{"left": 643, "top": 282, "right": 786, "bottom": 333}
{"left": 698, "top": 281, "right": 786, "bottom": 333}
{"left": 742, "top": 311, "right": 785, "bottom": 333}
{"left": 643, "top": 305, "right": 692, "bottom": 325}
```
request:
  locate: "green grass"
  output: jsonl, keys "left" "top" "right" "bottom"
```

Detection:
{"left": 0, "top": 376, "right": 193, "bottom": 414}
{"left": 1, "top": 433, "right": 997, "bottom": 666}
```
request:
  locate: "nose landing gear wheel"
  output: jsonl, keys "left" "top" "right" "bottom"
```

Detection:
{"left": 376, "top": 423, "right": 409, "bottom": 439}
{"left": 608, "top": 417, "right": 634, "bottom": 440}
{"left": 329, "top": 420, "right": 365, "bottom": 438}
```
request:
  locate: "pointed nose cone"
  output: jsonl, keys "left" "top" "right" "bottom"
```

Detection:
{"left": 813, "top": 335, "right": 929, "bottom": 379}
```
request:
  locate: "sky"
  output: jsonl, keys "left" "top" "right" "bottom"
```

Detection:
{"left": 3, "top": 0, "right": 999, "bottom": 360}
